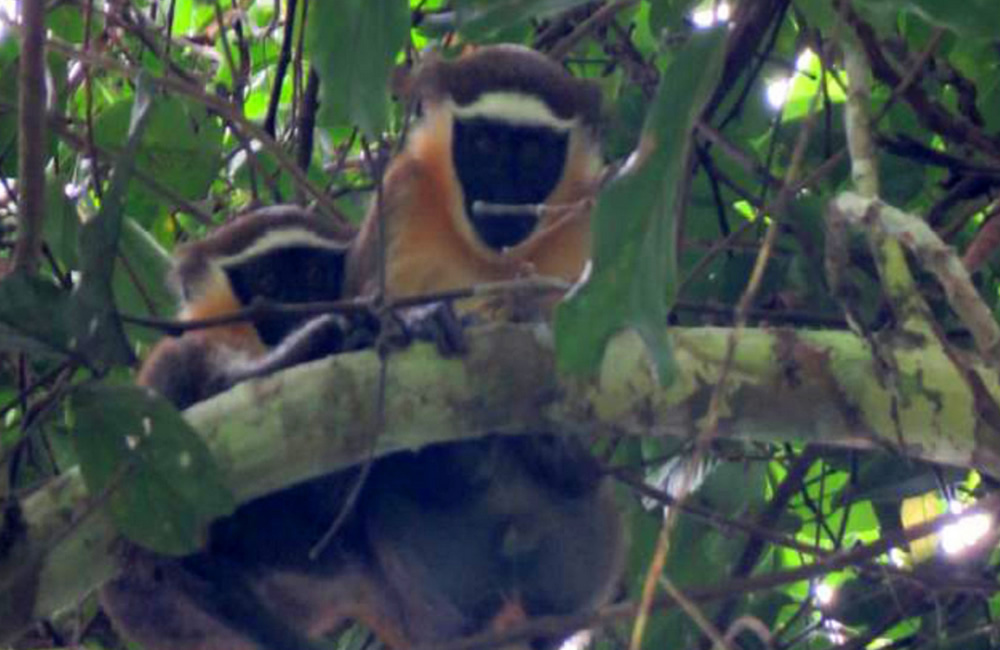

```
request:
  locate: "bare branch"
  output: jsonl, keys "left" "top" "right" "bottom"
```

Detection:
{"left": 13, "top": 0, "right": 48, "bottom": 273}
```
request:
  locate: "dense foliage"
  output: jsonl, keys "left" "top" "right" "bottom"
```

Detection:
{"left": 1, "top": 0, "right": 1000, "bottom": 649}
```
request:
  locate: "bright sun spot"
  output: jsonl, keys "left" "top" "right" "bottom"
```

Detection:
{"left": 813, "top": 582, "right": 835, "bottom": 606}
{"left": 941, "top": 502, "right": 993, "bottom": 556}
{"left": 766, "top": 77, "right": 790, "bottom": 109}
{"left": 796, "top": 49, "right": 818, "bottom": 73}
{"left": 558, "top": 630, "right": 592, "bottom": 650}
{"left": 765, "top": 48, "right": 818, "bottom": 110}
{"left": 0, "top": 0, "right": 16, "bottom": 40}
{"left": 692, "top": 2, "right": 731, "bottom": 29}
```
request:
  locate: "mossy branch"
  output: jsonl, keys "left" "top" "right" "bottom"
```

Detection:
{"left": 3, "top": 323, "right": 999, "bottom": 639}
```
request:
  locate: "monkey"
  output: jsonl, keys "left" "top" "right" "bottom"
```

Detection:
{"left": 102, "top": 205, "right": 405, "bottom": 650}
{"left": 341, "top": 45, "right": 624, "bottom": 647}
{"left": 347, "top": 44, "right": 604, "bottom": 311}
{"left": 101, "top": 205, "right": 392, "bottom": 650}
{"left": 362, "top": 436, "right": 623, "bottom": 648}
{"left": 135, "top": 204, "right": 362, "bottom": 409}
{"left": 102, "top": 46, "right": 624, "bottom": 650}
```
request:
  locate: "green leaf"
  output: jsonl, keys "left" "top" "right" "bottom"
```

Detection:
{"left": 92, "top": 94, "right": 224, "bottom": 224}
{"left": 47, "top": 4, "right": 88, "bottom": 43}
{"left": 794, "top": 0, "right": 839, "bottom": 32}
{"left": 832, "top": 453, "right": 964, "bottom": 505}
{"left": 42, "top": 176, "right": 81, "bottom": 269}
{"left": 648, "top": 0, "right": 700, "bottom": 36}
{"left": 555, "top": 28, "right": 728, "bottom": 384}
{"left": 454, "top": 0, "right": 595, "bottom": 40}
{"left": 71, "top": 383, "right": 236, "bottom": 555}
{"left": 854, "top": 0, "right": 1000, "bottom": 39}
{"left": 114, "top": 218, "right": 175, "bottom": 345}
{"left": 0, "top": 271, "right": 75, "bottom": 358}
{"left": 0, "top": 34, "right": 20, "bottom": 176}
{"left": 72, "top": 78, "right": 156, "bottom": 368}
{"left": 307, "top": 0, "right": 409, "bottom": 138}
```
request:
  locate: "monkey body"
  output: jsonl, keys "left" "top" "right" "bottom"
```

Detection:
{"left": 340, "top": 46, "right": 623, "bottom": 648}
{"left": 137, "top": 206, "right": 354, "bottom": 409}
{"left": 365, "top": 437, "right": 622, "bottom": 647}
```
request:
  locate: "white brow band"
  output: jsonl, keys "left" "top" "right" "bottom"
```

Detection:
{"left": 218, "top": 229, "right": 344, "bottom": 268}
{"left": 450, "top": 92, "right": 577, "bottom": 130}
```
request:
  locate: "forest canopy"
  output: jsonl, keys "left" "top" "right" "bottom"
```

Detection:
{"left": 1, "top": 1, "right": 1000, "bottom": 649}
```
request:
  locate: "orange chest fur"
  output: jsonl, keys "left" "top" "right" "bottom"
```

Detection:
{"left": 182, "top": 283, "right": 267, "bottom": 355}
{"left": 383, "top": 151, "right": 592, "bottom": 299}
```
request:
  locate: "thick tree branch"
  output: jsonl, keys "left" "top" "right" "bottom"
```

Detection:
{"left": 4, "top": 323, "right": 1000, "bottom": 639}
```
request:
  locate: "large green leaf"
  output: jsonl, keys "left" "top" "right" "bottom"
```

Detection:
{"left": 648, "top": 0, "right": 701, "bottom": 36}
{"left": 454, "top": 0, "right": 596, "bottom": 39}
{"left": 42, "top": 175, "right": 81, "bottom": 269}
{"left": 555, "top": 29, "right": 727, "bottom": 383}
{"left": 306, "top": 0, "right": 409, "bottom": 138}
{"left": 72, "top": 79, "right": 155, "bottom": 368}
{"left": 71, "top": 383, "right": 235, "bottom": 555}
{"left": 114, "top": 218, "right": 175, "bottom": 345}
{"left": 0, "top": 271, "right": 75, "bottom": 359}
{"left": 92, "top": 93, "right": 224, "bottom": 225}
{"left": 854, "top": 0, "right": 1000, "bottom": 40}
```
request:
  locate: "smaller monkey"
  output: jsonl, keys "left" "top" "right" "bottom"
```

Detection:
{"left": 137, "top": 205, "right": 358, "bottom": 408}
{"left": 102, "top": 205, "right": 399, "bottom": 650}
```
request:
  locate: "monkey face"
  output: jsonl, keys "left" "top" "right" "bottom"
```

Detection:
{"left": 347, "top": 46, "right": 605, "bottom": 300}
{"left": 452, "top": 116, "right": 570, "bottom": 250}
{"left": 222, "top": 244, "right": 347, "bottom": 346}
{"left": 172, "top": 208, "right": 351, "bottom": 350}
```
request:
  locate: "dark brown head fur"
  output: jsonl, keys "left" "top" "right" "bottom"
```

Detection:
{"left": 171, "top": 206, "right": 350, "bottom": 302}
{"left": 409, "top": 45, "right": 603, "bottom": 127}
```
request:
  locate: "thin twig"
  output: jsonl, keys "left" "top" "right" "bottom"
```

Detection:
{"left": 45, "top": 37, "right": 356, "bottom": 237}
{"left": 471, "top": 198, "right": 594, "bottom": 218}
{"left": 120, "top": 278, "right": 572, "bottom": 336}
{"left": 661, "top": 575, "right": 734, "bottom": 650}
{"left": 548, "top": 0, "right": 637, "bottom": 61}
{"left": 264, "top": 0, "right": 298, "bottom": 138}
{"left": 613, "top": 470, "right": 828, "bottom": 556}
{"left": 212, "top": 1, "right": 240, "bottom": 101}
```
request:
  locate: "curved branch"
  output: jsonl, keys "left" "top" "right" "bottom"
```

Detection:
{"left": 4, "top": 323, "right": 1000, "bottom": 639}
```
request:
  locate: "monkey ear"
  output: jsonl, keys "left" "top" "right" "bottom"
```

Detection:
{"left": 393, "top": 49, "right": 449, "bottom": 105}
{"left": 390, "top": 59, "right": 422, "bottom": 103}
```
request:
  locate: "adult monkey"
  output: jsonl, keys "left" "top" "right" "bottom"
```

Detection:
{"left": 349, "top": 44, "right": 623, "bottom": 648}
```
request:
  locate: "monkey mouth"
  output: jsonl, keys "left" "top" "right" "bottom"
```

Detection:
{"left": 467, "top": 200, "right": 540, "bottom": 251}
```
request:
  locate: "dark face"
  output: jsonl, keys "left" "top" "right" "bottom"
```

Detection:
{"left": 224, "top": 244, "right": 346, "bottom": 346}
{"left": 452, "top": 117, "right": 569, "bottom": 251}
